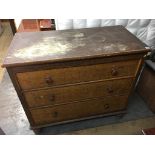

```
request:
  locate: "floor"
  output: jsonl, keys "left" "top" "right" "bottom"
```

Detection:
{"left": 67, "top": 116, "right": 155, "bottom": 135}
{"left": 0, "top": 21, "right": 155, "bottom": 135}
{"left": 0, "top": 21, "right": 13, "bottom": 82}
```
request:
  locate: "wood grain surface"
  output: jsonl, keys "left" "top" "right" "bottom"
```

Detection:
{"left": 24, "top": 78, "right": 133, "bottom": 108}
{"left": 2, "top": 26, "right": 149, "bottom": 67}
{"left": 17, "top": 59, "right": 139, "bottom": 90}
{"left": 3, "top": 26, "right": 149, "bottom": 131}
{"left": 30, "top": 95, "right": 128, "bottom": 125}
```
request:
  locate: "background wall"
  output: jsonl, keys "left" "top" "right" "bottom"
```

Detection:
{"left": 55, "top": 19, "right": 155, "bottom": 50}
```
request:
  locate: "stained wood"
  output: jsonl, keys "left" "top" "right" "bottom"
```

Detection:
{"left": 17, "top": 59, "right": 139, "bottom": 90}
{"left": 11, "top": 53, "right": 146, "bottom": 72}
{"left": 30, "top": 95, "right": 128, "bottom": 125}
{"left": 2, "top": 26, "right": 149, "bottom": 130}
{"left": 2, "top": 26, "right": 149, "bottom": 67}
{"left": 25, "top": 78, "right": 133, "bottom": 108}
{"left": 17, "top": 19, "right": 40, "bottom": 32}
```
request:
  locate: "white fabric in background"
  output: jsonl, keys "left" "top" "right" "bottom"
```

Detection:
{"left": 55, "top": 19, "right": 155, "bottom": 50}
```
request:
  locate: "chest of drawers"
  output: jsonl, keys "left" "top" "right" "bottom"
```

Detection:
{"left": 2, "top": 26, "right": 150, "bottom": 133}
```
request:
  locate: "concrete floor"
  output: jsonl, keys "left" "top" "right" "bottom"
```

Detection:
{"left": 0, "top": 21, "right": 155, "bottom": 135}
{"left": 0, "top": 21, "right": 13, "bottom": 82}
{"left": 65, "top": 116, "right": 155, "bottom": 135}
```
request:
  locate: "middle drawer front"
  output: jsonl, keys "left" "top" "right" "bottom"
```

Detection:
{"left": 30, "top": 95, "right": 128, "bottom": 125}
{"left": 24, "top": 78, "right": 133, "bottom": 108}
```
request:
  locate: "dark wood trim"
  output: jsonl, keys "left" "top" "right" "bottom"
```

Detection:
{"left": 2, "top": 51, "right": 148, "bottom": 68}
{"left": 10, "top": 53, "right": 145, "bottom": 73}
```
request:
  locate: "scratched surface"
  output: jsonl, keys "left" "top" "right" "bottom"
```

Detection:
{"left": 2, "top": 26, "right": 149, "bottom": 67}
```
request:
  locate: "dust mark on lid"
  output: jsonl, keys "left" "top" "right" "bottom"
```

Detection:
{"left": 145, "top": 47, "right": 150, "bottom": 50}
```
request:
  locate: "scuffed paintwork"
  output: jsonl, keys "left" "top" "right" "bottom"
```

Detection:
{"left": 74, "top": 33, "right": 84, "bottom": 38}
{"left": 12, "top": 30, "right": 127, "bottom": 60}
{"left": 94, "top": 43, "right": 128, "bottom": 52}
{"left": 14, "top": 35, "right": 86, "bottom": 59}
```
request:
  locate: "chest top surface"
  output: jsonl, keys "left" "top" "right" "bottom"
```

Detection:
{"left": 2, "top": 26, "right": 150, "bottom": 67}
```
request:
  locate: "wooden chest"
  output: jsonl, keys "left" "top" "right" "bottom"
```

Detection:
{"left": 2, "top": 26, "right": 150, "bottom": 132}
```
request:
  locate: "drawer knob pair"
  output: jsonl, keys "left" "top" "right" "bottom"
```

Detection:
{"left": 45, "top": 76, "right": 53, "bottom": 85}
{"left": 111, "top": 68, "right": 118, "bottom": 76}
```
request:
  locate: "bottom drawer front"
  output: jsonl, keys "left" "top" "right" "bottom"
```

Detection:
{"left": 30, "top": 95, "right": 128, "bottom": 125}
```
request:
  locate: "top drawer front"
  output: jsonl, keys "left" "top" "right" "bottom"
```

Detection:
{"left": 17, "top": 59, "right": 139, "bottom": 90}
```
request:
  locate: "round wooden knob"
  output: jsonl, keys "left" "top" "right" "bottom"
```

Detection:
{"left": 52, "top": 111, "right": 58, "bottom": 118}
{"left": 45, "top": 76, "right": 53, "bottom": 84}
{"left": 49, "top": 95, "right": 55, "bottom": 101}
{"left": 111, "top": 68, "right": 118, "bottom": 76}
{"left": 107, "top": 87, "right": 114, "bottom": 93}
{"left": 104, "top": 104, "right": 110, "bottom": 109}
{"left": 39, "top": 95, "right": 44, "bottom": 99}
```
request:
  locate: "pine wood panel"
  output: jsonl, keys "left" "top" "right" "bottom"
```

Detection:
{"left": 25, "top": 78, "right": 133, "bottom": 108}
{"left": 30, "top": 95, "right": 128, "bottom": 125}
{"left": 17, "top": 59, "right": 139, "bottom": 90}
